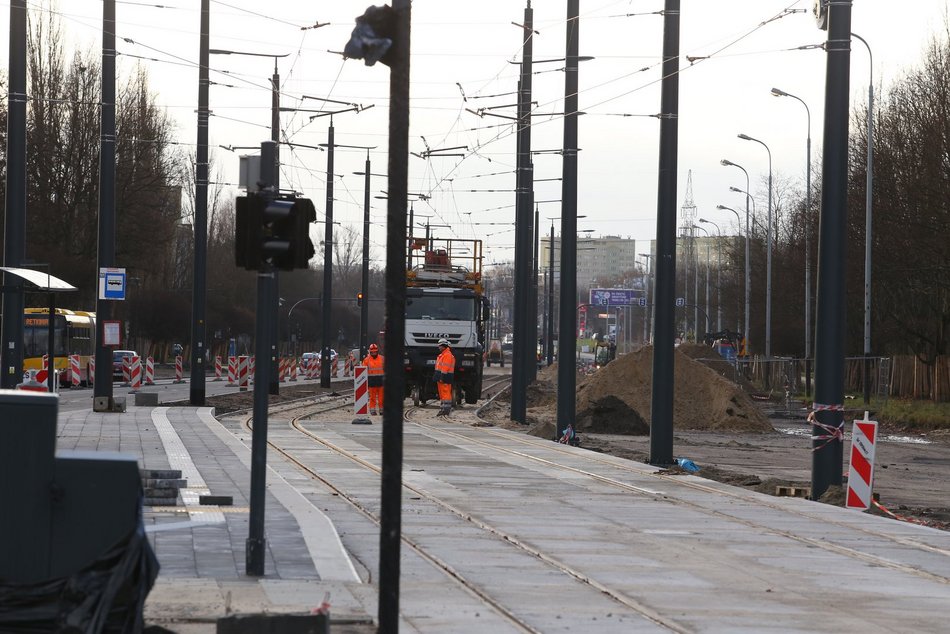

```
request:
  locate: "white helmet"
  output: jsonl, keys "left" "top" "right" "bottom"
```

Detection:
{"left": 438, "top": 338, "right": 450, "bottom": 347}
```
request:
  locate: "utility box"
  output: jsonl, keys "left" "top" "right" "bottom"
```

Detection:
{"left": 0, "top": 390, "right": 58, "bottom": 581}
{"left": 239, "top": 154, "right": 261, "bottom": 192}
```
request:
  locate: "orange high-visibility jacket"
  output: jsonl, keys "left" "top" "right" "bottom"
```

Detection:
{"left": 363, "top": 353, "right": 384, "bottom": 387}
{"left": 434, "top": 348, "right": 455, "bottom": 384}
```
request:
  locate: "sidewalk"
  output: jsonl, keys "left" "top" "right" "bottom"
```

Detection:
{"left": 56, "top": 405, "right": 374, "bottom": 633}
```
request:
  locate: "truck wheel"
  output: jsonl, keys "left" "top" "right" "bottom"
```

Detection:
{"left": 464, "top": 389, "right": 478, "bottom": 405}
{"left": 411, "top": 385, "right": 420, "bottom": 407}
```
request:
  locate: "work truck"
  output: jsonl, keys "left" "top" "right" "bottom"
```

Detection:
{"left": 404, "top": 238, "right": 488, "bottom": 406}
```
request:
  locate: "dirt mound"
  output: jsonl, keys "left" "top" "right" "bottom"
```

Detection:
{"left": 572, "top": 346, "right": 772, "bottom": 435}
{"left": 678, "top": 343, "right": 758, "bottom": 393}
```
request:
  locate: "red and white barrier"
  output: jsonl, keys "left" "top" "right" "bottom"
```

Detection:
{"left": 289, "top": 357, "right": 297, "bottom": 381}
{"left": 69, "top": 354, "right": 81, "bottom": 388}
{"left": 145, "top": 357, "right": 155, "bottom": 385}
{"left": 89, "top": 359, "right": 95, "bottom": 384}
{"left": 249, "top": 356, "right": 256, "bottom": 383}
{"left": 174, "top": 355, "right": 185, "bottom": 383}
{"left": 332, "top": 357, "right": 340, "bottom": 378}
{"left": 238, "top": 355, "right": 250, "bottom": 390}
{"left": 846, "top": 412, "right": 879, "bottom": 510}
{"left": 18, "top": 369, "right": 49, "bottom": 393}
{"left": 214, "top": 355, "right": 223, "bottom": 381}
{"left": 122, "top": 356, "right": 132, "bottom": 385}
{"left": 227, "top": 356, "right": 237, "bottom": 385}
{"left": 344, "top": 356, "right": 353, "bottom": 377}
{"left": 129, "top": 355, "right": 142, "bottom": 391}
{"left": 352, "top": 365, "right": 371, "bottom": 424}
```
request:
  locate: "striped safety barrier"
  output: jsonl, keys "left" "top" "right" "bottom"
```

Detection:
{"left": 69, "top": 354, "right": 81, "bottom": 388}
{"left": 130, "top": 355, "right": 142, "bottom": 391}
{"left": 289, "top": 357, "right": 297, "bottom": 381}
{"left": 228, "top": 356, "right": 237, "bottom": 385}
{"left": 122, "top": 356, "right": 132, "bottom": 386}
{"left": 332, "top": 357, "right": 340, "bottom": 378}
{"left": 352, "top": 365, "right": 371, "bottom": 424}
{"left": 249, "top": 356, "right": 255, "bottom": 383}
{"left": 145, "top": 357, "right": 155, "bottom": 385}
{"left": 214, "top": 355, "right": 223, "bottom": 381}
{"left": 344, "top": 356, "right": 354, "bottom": 377}
{"left": 174, "top": 355, "right": 185, "bottom": 383}
{"left": 238, "top": 355, "right": 250, "bottom": 391}
{"left": 846, "top": 412, "right": 878, "bottom": 510}
{"left": 89, "top": 358, "right": 95, "bottom": 385}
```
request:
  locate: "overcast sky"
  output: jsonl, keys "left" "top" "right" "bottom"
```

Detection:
{"left": 3, "top": 0, "right": 948, "bottom": 267}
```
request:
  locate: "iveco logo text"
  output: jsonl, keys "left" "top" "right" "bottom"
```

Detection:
{"left": 424, "top": 333, "right": 452, "bottom": 339}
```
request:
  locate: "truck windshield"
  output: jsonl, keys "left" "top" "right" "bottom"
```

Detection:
{"left": 406, "top": 296, "right": 476, "bottom": 321}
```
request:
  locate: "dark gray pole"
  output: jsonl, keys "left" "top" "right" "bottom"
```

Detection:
{"left": 649, "top": 0, "right": 680, "bottom": 466}
{"left": 361, "top": 154, "right": 371, "bottom": 358}
{"left": 379, "top": 2, "right": 411, "bottom": 629}
{"left": 1, "top": 0, "right": 27, "bottom": 389}
{"left": 189, "top": 0, "right": 209, "bottom": 405}
{"left": 546, "top": 223, "right": 555, "bottom": 366}
{"left": 511, "top": 2, "right": 534, "bottom": 424}
{"left": 812, "top": 0, "right": 852, "bottom": 499}
{"left": 320, "top": 121, "right": 335, "bottom": 388}
{"left": 269, "top": 60, "right": 281, "bottom": 396}
{"left": 530, "top": 203, "right": 538, "bottom": 380}
{"left": 246, "top": 140, "right": 274, "bottom": 575}
{"left": 92, "top": 0, "right": 117, "bottom": 403}
{"left": 556, "top": 0, "right": 579, "bottom": 440}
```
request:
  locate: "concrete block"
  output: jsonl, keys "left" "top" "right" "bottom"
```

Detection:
{"left": 93, "top": 396, "right": 111, "bottom": 412}
{"left": 141, "top": 469, "right": 183, "bottom": 480}
{"left": 134, "top": 392, "right": 159, "bottom": 406}
{"left": 112, "top": 397, "right": 127, "bottom": 412}
{"left": 199, "top": 495, "right": 233, "bottom": 506}
{"left": 144, "top": 478, "right": 188, "bottom": 489}
{"left": 216, "top": 613, "right": 329, "bottom": 634}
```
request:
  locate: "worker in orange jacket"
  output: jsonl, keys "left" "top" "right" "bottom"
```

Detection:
{"left": 434, "top": 338, "right": 455, "bottom": 417}
{"left": 362, "top": 343, "right": 385, "bottom": 415}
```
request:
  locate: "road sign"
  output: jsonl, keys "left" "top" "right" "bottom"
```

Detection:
{"left": 98, "top": 267, "right": 126, "bottom": 300}
{"left": 676, "top": 297, "right": 685, "bottom": 307}
{"left": 589, "top": 288, "right": 644, "bottom": 307}
{"left": 638, "top": 298, "right": 647, "bottom": 307}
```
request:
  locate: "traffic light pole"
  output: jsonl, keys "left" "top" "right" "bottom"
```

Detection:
{"left": 320, "top": 121, "right": 335, "bottom": 388}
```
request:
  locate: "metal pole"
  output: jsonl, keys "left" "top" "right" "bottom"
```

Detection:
{"left": 853, "top": 33, "right": 874, "bottom": 405}
{"left": 530, "top": 203, "right": 538, "bottom": 380}
{"left": 360, "top": 154, "right": 371, "bottom": 358}
{"left": 190, "top": 0, "right": 209, "bottom": 405}
{"left": 546, "top": 224, "right": 555, "bottom": 366}
{"left": 556, "top": 0, "right": 580, "bottom": 441}
{"left": 812, "top": 0, "right": 851, "bottom": 500}
{"left": 91, "top": 0, "right": 116, "bottom": 402}
{"left": 269, "top": 59, "right": 281, "bottom": 397}
{"left": 511, "top": 2, "right": 534, "bottom": 424}
{"left": 378, "top": 2, "right": 411, "bottom": 629}
{"left": 321, "top": 121, "right": 335, "bottom": 388}
{"left": 2, "top": 0, "right": 27, "bottom": 389}
{"left": 649, "top": 0, "right": 679, "bottom": 466}
{"left": 771, "top": 86, "right": 813, "bottom": 394}
{"left": 247, "top": 140, "right": 278, "bottom": 577}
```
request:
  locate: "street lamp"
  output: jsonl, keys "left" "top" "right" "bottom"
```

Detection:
{"left": 736, "top": 134, "right": 773, "bottom": 363}
{"left": 699, "top": 218, "right": 722, "bottom": 331}
{"left": 772, "top": 86, "right": 813, "bottom": 393}
{"left": 853, "top": 33, "right": 874, "bottom": 404}
{"left": 692, "top": 224, "right": 710, "bottom": 335}
{"left": 721, "top": 160, "right": 752, "bottom": 355}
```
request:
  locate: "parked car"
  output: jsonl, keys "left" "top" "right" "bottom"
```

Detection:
{"left": 112, "top": 349, "right": 138, "bottom": 379}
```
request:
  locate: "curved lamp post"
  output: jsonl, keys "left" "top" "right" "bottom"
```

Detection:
{"left": 737, "top": 134, "right": 773, "bottom": 363}
{"left": 699, "top": 218, "right": 722, "bottom": 331}
{"left": 720, "top": 158, "right": 752, "bottom": 353}
{"left": 772, "top": 86, "right": 814, "bottom": 393}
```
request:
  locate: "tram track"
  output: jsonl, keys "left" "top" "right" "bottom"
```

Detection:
{"left": 237, "top": 381, "right": 687, "bottom": 632}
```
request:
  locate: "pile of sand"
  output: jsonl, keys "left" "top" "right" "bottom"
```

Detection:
{"left": 520, "top": 344, "right": 772, "bottom": 438}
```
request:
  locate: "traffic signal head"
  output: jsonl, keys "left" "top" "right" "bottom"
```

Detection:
{"left": 235, "top": 194, "right": 316, "bottom": 271}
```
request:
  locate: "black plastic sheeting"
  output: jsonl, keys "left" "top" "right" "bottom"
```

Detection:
{"left": 0, "top": 521, "right": 159, "bottom": 633}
